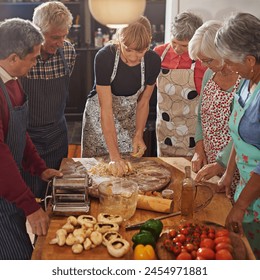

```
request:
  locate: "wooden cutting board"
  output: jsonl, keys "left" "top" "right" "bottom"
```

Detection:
{"left": 68, "top": 157, "right": 172, "bottom": 198}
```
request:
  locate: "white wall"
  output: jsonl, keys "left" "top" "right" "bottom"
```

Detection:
{"left": 165, "top": 0, "right": 260, "bottom": 42}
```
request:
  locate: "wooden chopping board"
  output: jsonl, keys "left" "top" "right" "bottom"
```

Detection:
{"left": 70, "top": 157, "right": 172, "bottom": 198}
{"left": 156, "top": 223, "right": 248, "bottom": 260}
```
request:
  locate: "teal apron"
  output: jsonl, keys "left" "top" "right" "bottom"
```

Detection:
{"left": 229, "top": 81, "right": 260, "bottom": 259}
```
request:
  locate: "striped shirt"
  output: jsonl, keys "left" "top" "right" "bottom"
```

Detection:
{"left": 26, "top": 40, "right": 76, "bottom": 80}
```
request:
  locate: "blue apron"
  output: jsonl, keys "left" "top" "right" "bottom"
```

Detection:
{"left": 0, "top": 78, "right": 33, "bottom": 260}
{"left": 229, "top": 80, "right": 260, "bottom": 259}
{"left": 20, "top": 49, "right": 70, "bottom": 199}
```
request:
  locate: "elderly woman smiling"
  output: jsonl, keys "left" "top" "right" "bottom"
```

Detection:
{"left": 188, "top": 20, "right": 243, "bottom": 203}
{"left": 215, "top": 13, "right": 260, "bottom": 259}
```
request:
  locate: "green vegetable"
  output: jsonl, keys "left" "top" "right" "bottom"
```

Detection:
{"left": 140, "top": 219, "right": 163, "bottom": 241}
{"left": 132, "top": 230, "right": 156, "bottom": 248}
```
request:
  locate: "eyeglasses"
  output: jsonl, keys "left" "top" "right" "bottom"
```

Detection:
{"left": 200, "top": 59, "right": 214, "bottom": 66}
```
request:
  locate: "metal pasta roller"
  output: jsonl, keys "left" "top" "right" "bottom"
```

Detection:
{"left": 45, "top": 161, "right": 90, "bottom": 215}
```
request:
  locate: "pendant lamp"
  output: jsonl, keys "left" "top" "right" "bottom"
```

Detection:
{"left": 88, "top": 0, "right": 146, "bottom": 28}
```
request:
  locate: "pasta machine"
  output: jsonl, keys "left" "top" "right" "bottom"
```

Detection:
{"left": 45, "top": 160, "right": 90, "bottom": 215}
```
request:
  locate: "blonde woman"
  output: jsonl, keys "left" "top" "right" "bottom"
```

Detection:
{"left": 81, "top": 16, "right": 161, "bottom": 176}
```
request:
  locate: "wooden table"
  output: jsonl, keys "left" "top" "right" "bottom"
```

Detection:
{"left": 32, "top": 157, "right": 255, "bottom": 260}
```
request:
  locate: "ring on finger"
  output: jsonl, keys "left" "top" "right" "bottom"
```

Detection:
{"left": 232, "top": 222, "right": 239, "bottom": 233}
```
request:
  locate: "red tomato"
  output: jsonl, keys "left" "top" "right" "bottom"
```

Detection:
{"left": 172, "top": 244, "right": 182, "bottom": 256}
{"left": 190, "top": 250, "right": 197, "bottom": 259}
{"left": 200, "top": 233, "right": 208, "bottom": 240}
{"left": 186, "top": 236, "right": 192, "bottom": 243}
{"left": 214, "top": 236, "right": 231, "bottom": 244}
{"left": 196, "top": 256, "right": 206, "bottom": 260}
{"left": 175, "top": 241, "right": 183, "bottom": 248}
{"left": 193, "top": 232, "right": 201, "bottom": 238}
{"left": 215, "top": 229, "right": 230, "bottom": 238}
{"left": 176, "top": 234, "right": 186, "bottom": 244}
{"left": 215, "top": 249, "right": 233, "bottom": 260}
{"left": 168, "top": 229, "right": 177, "bottom": 238}
{"left": 180, "top": 228, "right": 189, "bottom": 235}
{"left": 200, "top": 238, "right": 215, "bottom": 250}
{"left": 197, "top": 247, "right": 215, "bottom": 260}
{"left": 215, "top": 242, "right": 233, "bottom": 253}
{"left": 172, "top": 237, "right": 179, "bottom": 243}
{"left": 208, "top": 228, "right": 215, "bottom": 234}
{"left": 185, "top": 243, "right": 195, "bottom": 253}
{"left": 176, "top": 252, "right": 192, "bottom": 260}
{"left": 207, "top": 232, "right": 215, "bottom": 240}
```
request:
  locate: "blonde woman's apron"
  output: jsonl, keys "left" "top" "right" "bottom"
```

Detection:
{"left": 201, "top": 74, "right": 241, "bottom": 202}
{"left": 156, "top": 44, "right": 198, "bottom": 157}
{"left": 81, "top": 49, "right": 145, "bottom": 157}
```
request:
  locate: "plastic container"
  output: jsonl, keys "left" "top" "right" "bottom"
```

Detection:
{"left": 162, "top": 189, "right": 174, "bottom": 200}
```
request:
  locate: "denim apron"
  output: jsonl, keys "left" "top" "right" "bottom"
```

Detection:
{"left": 156, "top": 43, "right": 198, "bottom": 156}
{"left": 81, "top": 48, "right": 145, "bottom": 157}
{"left": 20, "top": 49, "right": 70, "bottom": 199}
{"left": 0, "top": 79, "right": 33, "bottom": 260}
{"left": 229, "top": 80, "right": 260, "bottom": 259}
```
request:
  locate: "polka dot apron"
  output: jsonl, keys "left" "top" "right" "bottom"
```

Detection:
{"left": 156, "top": 43, "right": 198, "bottom": 157}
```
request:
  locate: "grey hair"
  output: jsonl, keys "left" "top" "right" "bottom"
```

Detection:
{"left": 171, "top": 12, "right": 203, "bottom": 41}
{"left": 215, "top": 13, "right": 260, "bottom": 63}
{"left": 0, "top": 18, "right": 44, "bottom": 60}
{"left": 189, "top": 20, "right": 223, "bottom": 60}
{"left": 33, "top": 1, "right": 73, "bottom": 34}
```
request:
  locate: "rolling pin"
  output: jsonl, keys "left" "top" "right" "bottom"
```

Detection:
{"left": 137, "top": 194, "right": 174, "bottom": 213}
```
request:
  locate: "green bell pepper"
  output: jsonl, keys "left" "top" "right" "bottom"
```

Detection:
{"left": 140, "top": 219, "right": 163, "bottom": 241}
{"left": 132, "top": 230, "right": 156, "bottom": 248}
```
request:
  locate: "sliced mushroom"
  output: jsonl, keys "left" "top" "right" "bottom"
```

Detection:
{"left": 77, "top": 215, "right": 96, "bottom": 227}
{"left": 102, "top": 231, "right": 123, "bottom": 247}
{"left": 97, "top": 213, "right": 123, "bottom": 225}
{"left": 106, "top": 238, "right": 130, "bottom": 258}
{"left": 94, "top": 222, "right": 119, "bottom": 234}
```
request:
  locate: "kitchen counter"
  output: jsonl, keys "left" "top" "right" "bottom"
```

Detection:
{"left": 32, "top": 157, "right": 255, "bottom": 260}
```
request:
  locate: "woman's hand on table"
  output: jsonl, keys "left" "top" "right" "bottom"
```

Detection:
{"left": 225, "top": 204, "right": 245, "bottom": 236}
{"left": 108, "top": 159, "right": 129, "bottom": 177}
{"left": 191, "top": 141, "right": 207, "bottom": 172}
{"left": 194, "top": 162, "right": 224, "bottom": 182}
{"left": 131, "top": 136, "right": 146, "bottom": 158}
{"left": 217, "top": 170, "right": 233, "bottom": 198}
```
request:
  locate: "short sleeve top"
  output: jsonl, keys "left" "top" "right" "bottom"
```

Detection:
{"left": 89, "top": 44, "right": 161, "bottom": 97}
